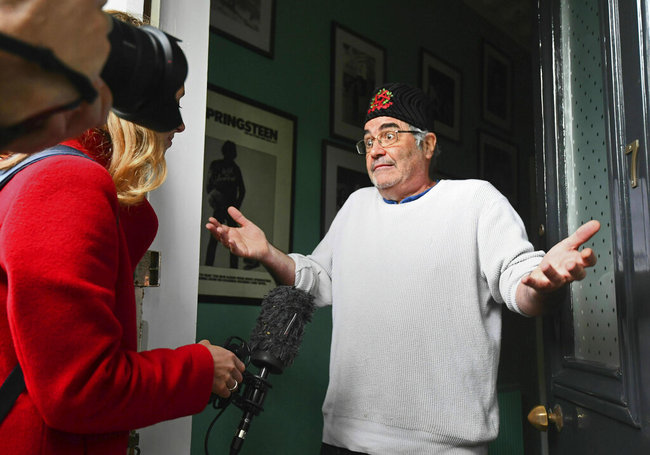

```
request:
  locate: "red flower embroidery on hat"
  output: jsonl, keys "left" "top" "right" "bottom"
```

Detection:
{"left": 367, "top": 88, "right": 393, "bottom": 113}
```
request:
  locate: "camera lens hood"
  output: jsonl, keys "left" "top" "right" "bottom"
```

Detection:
{"left": 102, "top": 17, "right": 187, "bottom": 132}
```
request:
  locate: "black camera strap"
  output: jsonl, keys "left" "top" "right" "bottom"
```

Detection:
{"left": 0, "top": 99, "right": 83, "bottom": 151}
{"left": 0, "top": 32, "right": 98, "bottom": 149}
{"left": 0, "top": 145, "right": 92, "bottom": 424}
{"left": 0, "top": 365, "right": 24, "bottom": 423}
{"left": 0, "top": 31, "right": 98, "bottom": 104}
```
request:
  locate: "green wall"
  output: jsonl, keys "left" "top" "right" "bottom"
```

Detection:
{"left": 192, "top": 1, "right": 537, "bottom": 454}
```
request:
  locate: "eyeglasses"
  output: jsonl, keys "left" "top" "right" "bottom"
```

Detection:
{"left": 355, "top": 130, "right": 418, "bottom": 155}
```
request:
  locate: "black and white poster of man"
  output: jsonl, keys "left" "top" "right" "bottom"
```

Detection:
{"left": 199, "top": 85, "right": 296, "bottom": 304}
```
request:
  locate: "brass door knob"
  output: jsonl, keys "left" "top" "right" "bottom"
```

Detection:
{"left": 527, "top": 404, "right": 563, "bottom": 432}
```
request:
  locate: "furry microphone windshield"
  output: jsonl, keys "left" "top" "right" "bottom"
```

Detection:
{"left": 248, "top": 286, "right": 315, "bottom": 369}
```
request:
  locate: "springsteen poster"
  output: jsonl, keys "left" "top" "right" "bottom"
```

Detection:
{"left": 199, "top": 85, "right": 296, "bottom": 304}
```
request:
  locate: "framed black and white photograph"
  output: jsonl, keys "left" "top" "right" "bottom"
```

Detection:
{"left": 482, "top": 41, "right": 512, "bottom": 131}
{"left": 321, "top": 141, "right": 371, "bottom": 235}
{"left": 199, "top": 85, "right": 296, "bottom": 304}
{"left": 478, "top": 131, "right": 518, "bottom": 207}
{"left": 420, "top": 49, "right": 461, "bottom": 142}
{"left": 209, "top": 0, "right": 276, "bottom": 58}
{"left": 330, "top": 22, "right": 386, "bottom": 142}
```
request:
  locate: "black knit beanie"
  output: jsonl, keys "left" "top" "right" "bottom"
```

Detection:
{"left": 364, "top": 82, "right": 436, "bottom": 131}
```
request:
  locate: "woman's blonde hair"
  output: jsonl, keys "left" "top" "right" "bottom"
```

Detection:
{"left": 0, "top": 153, "right": 26, "bottom": 170}
{"left": 105, "top": 112, "right": 168, "bottom": 205}
{"left": 1, "top": 109, "right": 169, "bottom": 208}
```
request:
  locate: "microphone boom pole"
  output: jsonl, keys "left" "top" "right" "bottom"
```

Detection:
{"left": 230, "top": 352, "right": 283, "bottom": 454}
{"left": 228, "top": 286, "right": 315, "bottom": 454}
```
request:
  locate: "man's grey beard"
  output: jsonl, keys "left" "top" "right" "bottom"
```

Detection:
{"left": 370, "top": 174, "right": 399, "bottom": 190}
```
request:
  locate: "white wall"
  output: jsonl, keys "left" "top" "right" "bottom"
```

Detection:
{"left": 142, "top": 1, "right": 210, "bottom": 453}
{"left": 104, "top": 0, "right": 145, "bottom": 19}
{"left": 104, "top": 1, "right": 210, "bottom": 454}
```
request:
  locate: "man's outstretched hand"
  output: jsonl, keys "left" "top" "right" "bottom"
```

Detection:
{"left": 205, "top": 206, "right": 270, "bottom": 261}
{"left": 517, "top": 220, "right": 600, "bottom": 315}
{"left": 205, "top": 206, "right": 297, "bottom": 285}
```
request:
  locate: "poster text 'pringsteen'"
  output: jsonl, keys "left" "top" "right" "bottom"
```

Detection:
{"left": 206, "top": 108, "right": 279, "bottom": 143}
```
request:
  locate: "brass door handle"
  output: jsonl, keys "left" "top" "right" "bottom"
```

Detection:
{"left": 527, "top": 404, "right": 563, "bottom": 432}
{"left": 625, "top": 140, "right": 640, "bottom": 188}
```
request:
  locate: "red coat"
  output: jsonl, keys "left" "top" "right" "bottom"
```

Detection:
{"left": 0, "top": 137, "right": 213, "bottom": 454}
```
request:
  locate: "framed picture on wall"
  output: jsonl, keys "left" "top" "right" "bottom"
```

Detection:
{"left": 209, "top": 0, "right": 276, "bottom": 58}
{"left": 478, "top": 131, "right": 518, "bottom": 207}
{"left": 331, "top": 22, "right": 386, "bottom": 142}
{"left": 199, "top": 85, "right": 296, "bottom": 305}
{"left": 419, "top": 49, "right": 461, "bottom": 142}
{"left": 321, "top": 140, "right": 372, "bottom": 235}
{"left": 482, "top": 41, "right": 512, "bottom": 131}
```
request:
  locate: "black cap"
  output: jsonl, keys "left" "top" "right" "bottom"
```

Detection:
{"left": 364, "top": 82, "right": 436, "bottom": 131}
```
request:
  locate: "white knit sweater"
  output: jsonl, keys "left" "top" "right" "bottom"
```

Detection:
{"left": 289, "top": 179, "right": 544, "bottom": 454}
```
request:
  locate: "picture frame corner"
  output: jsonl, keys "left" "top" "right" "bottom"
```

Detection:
{"left": 208, "top": 0, "right": 276, "bottom": 59}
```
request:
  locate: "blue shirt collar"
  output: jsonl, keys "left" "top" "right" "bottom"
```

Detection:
{"left": 382, "top": 183, "right": 436, "bottom": 204}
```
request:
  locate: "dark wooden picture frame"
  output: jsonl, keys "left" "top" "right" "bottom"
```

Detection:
{"left": 330, "top": 22, "right": 386, "bottom": 142}
{"left": 199, "top": 85, "right": 296, "bottom": 305}
{"left": 478, "top": 131, "right": 518, "bottom": 207}
{"left": 321, "top": 140, "right": 371, "bottom": 236}
{"left": 420, "top": 48, "right": 462, "bottom": 142}
{"left": 209, "top": 0, "right": 276, "bottom": 58}
{"left": 482, "top": 41, "right": 512, "bottom": 131}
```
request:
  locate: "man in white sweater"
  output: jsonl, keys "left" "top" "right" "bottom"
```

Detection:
{"left": 206, "top": 83, "right": 600, "bottom": 454}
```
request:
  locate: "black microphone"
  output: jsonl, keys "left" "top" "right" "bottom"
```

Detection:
{"left": 230, "top": 286, "right": 315, "bottom": 455}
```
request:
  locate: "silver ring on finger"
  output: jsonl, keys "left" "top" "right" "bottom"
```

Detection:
{"left": 227, "top": 379, "right": 238, "bottom": 392}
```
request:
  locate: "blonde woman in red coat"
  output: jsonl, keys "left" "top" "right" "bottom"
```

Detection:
{"left": 0, "top": 21, "right": 244, "bottom": 454}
